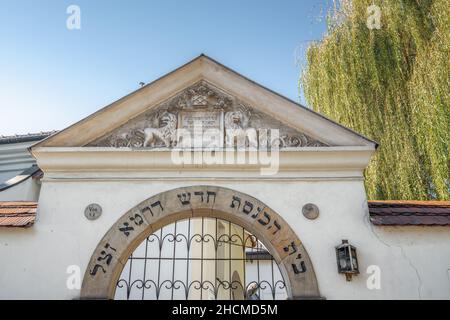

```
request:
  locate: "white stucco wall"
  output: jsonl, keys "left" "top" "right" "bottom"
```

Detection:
{"left": 0, "top": 177, "right": 449, "bottom": 299}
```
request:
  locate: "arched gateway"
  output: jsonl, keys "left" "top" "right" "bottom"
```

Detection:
{"left": 81, "top": 186, "right": 321, "bottom": 299}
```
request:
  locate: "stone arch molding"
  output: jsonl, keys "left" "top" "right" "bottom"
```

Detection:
{"left": 80, "top": 186, "right": 321, "bottom": 299}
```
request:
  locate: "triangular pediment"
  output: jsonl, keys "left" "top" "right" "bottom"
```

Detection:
{"left": 87, "top": 80, "right": 328, "bottom": 148}
{"left": 32, "top": 55, "right": 377, "bottom": 149}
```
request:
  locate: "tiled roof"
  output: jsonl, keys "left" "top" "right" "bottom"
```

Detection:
{"left": 368, "top": 200, "right": 450, "bottom": 226}
{"left": 0, "top": 131, "right": 57, "bottom": 145}
{"left": 0, "top": 202, "right": 37, "bottom": 228}
{"left": 2, "top": 200, "right": 449, "bottom": 228}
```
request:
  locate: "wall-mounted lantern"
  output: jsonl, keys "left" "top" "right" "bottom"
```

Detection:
{"left": 335, "top": 239, "right": 359, "bottom": 281}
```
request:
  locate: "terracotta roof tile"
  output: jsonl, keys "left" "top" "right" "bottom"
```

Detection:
{"left": 0, "top": 202, "right": 37, "bottom": 228}
{"left": 368, "top": 200, "right": 450, "bottom": 226}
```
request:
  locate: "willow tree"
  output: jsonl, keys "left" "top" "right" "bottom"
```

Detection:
{"left": 301, "top": 0, "right": 449, "bottom": 200}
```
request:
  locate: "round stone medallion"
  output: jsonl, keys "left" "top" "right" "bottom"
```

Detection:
{"left": 302, "top": 203, "right": 319, "bottom": 220}
{"left": 84, "top": 203, "right": 102, "bottom": 220}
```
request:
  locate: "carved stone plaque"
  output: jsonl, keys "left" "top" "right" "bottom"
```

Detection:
{"left": 178, "top": 110, "right": 224, "bottom": 148}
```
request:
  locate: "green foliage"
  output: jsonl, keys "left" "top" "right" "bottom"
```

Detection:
{"left": 301, "top": 0, "right": 449, "bottom": 200}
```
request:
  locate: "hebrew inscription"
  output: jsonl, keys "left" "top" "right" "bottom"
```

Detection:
{"left": 89, "top": 243, "right": 116, "bottom": 276}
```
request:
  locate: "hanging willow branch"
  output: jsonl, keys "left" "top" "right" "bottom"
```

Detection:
{"left": 301, "top": 0, "right": 449, "bottom": 200}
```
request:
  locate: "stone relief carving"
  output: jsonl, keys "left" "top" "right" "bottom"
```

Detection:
{"left": 87, "top": 80, "right": 329, "bottom": 148}
{"left": 170, "top": 81, "right": 233, "bottom": 111}
{"left": 278, "top": 133, "right": 327, "bottom": 148}
{"left": 224, "top": 107, "right": 258, "bottom": 148}
{"left": 94, "top": 111, "right": 178, "bottom": 148}
{"left": 142, "top": 111, "right": 178, "bottom": 147}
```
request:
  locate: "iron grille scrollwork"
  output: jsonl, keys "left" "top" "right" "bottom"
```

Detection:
{"left": 114, "top": 217, "right": 287, "bottom": 300}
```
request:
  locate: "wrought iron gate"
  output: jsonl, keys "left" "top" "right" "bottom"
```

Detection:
{"left": 114, "top": 217, "right": 287, "bottom": 300}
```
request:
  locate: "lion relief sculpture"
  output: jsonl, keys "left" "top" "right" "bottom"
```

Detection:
{"left": 224, "top": 110, "right": 258, "bottom": 148}
{"left": 143, "top": 112, "right": 178, "bottom": 147}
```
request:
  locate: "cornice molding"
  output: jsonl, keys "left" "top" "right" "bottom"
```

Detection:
{"left": 32, "top": 146, "right": 374, "bottom": 179}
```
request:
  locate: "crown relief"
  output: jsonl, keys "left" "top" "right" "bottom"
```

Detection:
{"left": 163, "top": 81, "right": 233, "bottom": 112}
{"left": 87, "top": 81, "right": 329, "bottom": 148}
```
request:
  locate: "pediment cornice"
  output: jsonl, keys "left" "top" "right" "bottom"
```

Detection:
{"left": 87, "top": 80, "right": 328, "bottom": 149}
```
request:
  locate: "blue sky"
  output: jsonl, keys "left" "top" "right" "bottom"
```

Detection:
{"left": 0, "top": 0, "right": 329, "bottom": 135}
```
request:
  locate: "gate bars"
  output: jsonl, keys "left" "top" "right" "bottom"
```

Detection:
{"left": 115, "top": 217, "right": 287, "bottom": 300}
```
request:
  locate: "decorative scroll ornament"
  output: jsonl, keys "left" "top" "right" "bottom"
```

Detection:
{"left": 88, "top": 81, "right": 329, "bottom": 148}
{"left": 115, "top": 217, "right": 288, "bottom": 300}
{"left": 276, "top": 133, "right": 327, "bottom": 148}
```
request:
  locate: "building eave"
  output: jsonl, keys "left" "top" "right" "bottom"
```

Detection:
{"left": 32, "top": 146, "right": 375, "bottom": 180}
